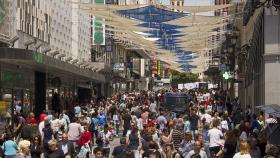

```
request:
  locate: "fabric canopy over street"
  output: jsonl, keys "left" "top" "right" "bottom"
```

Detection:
{"left": 78, "top": 2, "right": 235, "bottom": 72}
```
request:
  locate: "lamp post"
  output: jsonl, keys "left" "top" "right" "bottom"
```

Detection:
{"left": 9, "top": 36, "right": 19, "bottom": 48}
{"left": 42, "top": 48, "right": 51, "bottom": 54}
{"left": 24, "top": 38, "right": 36, "bottom": 50}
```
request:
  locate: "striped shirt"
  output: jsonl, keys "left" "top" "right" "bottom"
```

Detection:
{"left": 172, "top": 129, "right": 183, "bottom": 150}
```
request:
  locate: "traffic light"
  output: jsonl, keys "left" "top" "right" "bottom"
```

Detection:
{"left": 223, "top": 71, "right": 230, "bottom": 80}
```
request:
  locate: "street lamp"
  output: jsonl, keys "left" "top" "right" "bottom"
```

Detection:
{"left": 65, "top": 57, "right": 73, "bottom": 62}
{"left": 35, "top": 43, "right": 43, "bottom": 52}
{"left": 24, "top": 38, "right": 36, "bottom": 50}
{"left": 9, "top": 36, "right": 19, "bottom": 48}
{"left": 49, "top": 50, "right": 59, "bottom": 57}
{"left": 42, "top": 48, "right": 51, "bottom": 54}
{"left": 71, "top": 59, "right": 79, "bottom": 64}
{"left": 56, "top": 53, "right": 66, "bottom": 59}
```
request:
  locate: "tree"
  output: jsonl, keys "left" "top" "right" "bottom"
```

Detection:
{"left": 170, "top": 69, "right": 199, "bottom": 86}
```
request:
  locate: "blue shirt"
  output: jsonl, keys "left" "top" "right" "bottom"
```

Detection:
{"left": 1, "top": 140, "right": 17, "bottom": 156}
{"left": 97, "top": 114, "right": 106, "bottom": 126}
{"left": 92, "top": 117, "right": 99, "bottom": 130}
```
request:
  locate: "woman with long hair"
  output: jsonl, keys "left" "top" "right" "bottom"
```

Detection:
{"left": 233, "top": 141, "right": 251, "bottom": 158}
{"left": 30, "top": 135, "right": 42, "bottom": 158}
{"left": 222, "top": 130, "right": 237, "bottom": 158}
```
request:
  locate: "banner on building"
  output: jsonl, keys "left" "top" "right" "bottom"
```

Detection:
{"left": 95, "top": 0, "right": 105, "bottom": 4}
{"left": 157, "top": 60, "right": 162, "bottom": 77}
{"left": 92, "top": 16, "right": 105, "bottom": 45}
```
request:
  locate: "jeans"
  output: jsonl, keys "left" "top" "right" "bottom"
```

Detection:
{"left": 115, "top": 123, "right": 120, "bottom": 135}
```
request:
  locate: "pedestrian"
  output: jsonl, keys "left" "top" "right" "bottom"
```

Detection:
{"left": 127, "top": 126, "right": 141, "bottom": 157}
{"left": 45, "top": 139, "right": 64, "bottom": 158}
{"left": 57, "top": 133, "right": 76, "bottom": 156}
{"left": 42, "top": 118, "right": 54, "bottom": 151}
{"left": 20, "top": 120, "right": 33, "bottom": 141}
{"left": 222, "top": 130, "right": 237, "bottom": 158}
{"left": 186, "top": 141, "right": 207, "bottom": 158}
{"left": 30, "top": 136, "right": 42, "bottom": 158}
{"left": 94, "top": 147, "right": 104, "bottom": 158}
{"left": 172, "top": 152, "right": 182, "bottom": 158}
{"left": 16, "top": 140, "right": 31, "bottom": 158}
{"left": 68, "top": 117, "right": 82, "bottom": 149}
{"left": 208, "top": 119, "right": 223, "bottom": 157}
{"left": 1, "top": 133, "right": 17, "bottom": 158}
{"left": 122, "top": 110, "right": 132, "bottom": 137}
{"left": 233, "top": 141, "right": 251, "bottom": 158}
{"left": 112, "top": 137, "right": 127, "bottom": 158}
{"left": 179, "top": 132, "right": 194, "bottom": 158}
{"left": 171, "top": 125, "right": 183, "bottom": 151}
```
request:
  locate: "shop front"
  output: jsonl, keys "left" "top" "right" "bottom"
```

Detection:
{"left": 0, "top": 48, "right": 106, "bottom": 122}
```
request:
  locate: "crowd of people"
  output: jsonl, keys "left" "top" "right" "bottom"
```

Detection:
{"left": 0, "top": 88, "right": 279, "bottom": 158}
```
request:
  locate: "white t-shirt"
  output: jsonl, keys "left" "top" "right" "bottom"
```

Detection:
{"left": 220, "top": 120, "right": 229, "bottom": 130}
{"left": 201, "top": 113, "right": 212, "bottom": 124}
{"left": 150, "top": 103, "right": 157, "bottom": 113}
{"left": 233, "top": 153, "right": 251, "bottom": 158}
{"left": 208, "top": 127, "right": 223, "bottom": 147}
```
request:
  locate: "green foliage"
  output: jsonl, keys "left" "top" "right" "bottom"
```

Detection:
{"left": 170, "top": 69, "right": 199, "bottom": 85}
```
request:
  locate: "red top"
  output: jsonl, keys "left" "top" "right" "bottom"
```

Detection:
{"left": 26, "top": 117, "right": 37, "bottom": 124}
{"left": 78, "top": 131, "right": 92, "bottom": 146}
{"left": 39, "top": 113, "right": 47, "bottom": 122}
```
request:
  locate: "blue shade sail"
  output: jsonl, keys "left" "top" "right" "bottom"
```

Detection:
{"left": 117, "top": 5, "right": 197, "bottom": 71}
{"left": 117, "top": 6, "right": 189, "bottom": 22}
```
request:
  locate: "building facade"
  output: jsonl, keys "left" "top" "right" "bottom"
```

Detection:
{"left": 238, "top": 0, "right": 280, "bottom": 112}
{"left": 70, "top": 0, "right": 92, "bottom": 61}
{"left": 45, "top": 0, "right": 72, "bottom": 58}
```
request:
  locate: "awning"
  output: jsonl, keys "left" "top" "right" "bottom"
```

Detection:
{"left": 256, "top": 104, "right": 280, "bottom": 118}
{"left": 0, "top": 48, "right": 106, "bottom": 83}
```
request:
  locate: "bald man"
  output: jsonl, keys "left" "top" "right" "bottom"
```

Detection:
{"left": 186, "top": 141, "right": 208, "bottom": 158}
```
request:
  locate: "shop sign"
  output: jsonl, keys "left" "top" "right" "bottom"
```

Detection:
{"left": 157, "top": 60, "right": 162, "bottom": 77}
{"left": 33, "top": 52, "right": 44, "bottom": 64}
{"left": 92, "top": 16, "right": 105, "bottom": 45}
{"left": 1, "top": 71, "right": 23, "bottom": 81}
{"left": 95, "top": 0, "right": 105, "bottom": 4}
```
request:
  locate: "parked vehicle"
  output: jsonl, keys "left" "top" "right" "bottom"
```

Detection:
{"left": 161, "top": 92, "right": 191, "bottom": 113}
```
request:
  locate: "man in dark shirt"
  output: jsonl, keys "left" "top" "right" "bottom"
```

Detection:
{"left": 112, "top": 137, "right": 127, "bottom": 158}
{"left": 21, "top": 120, "right": 33, "bottom": 141}
{"left": 42, "top": 119, "right": 53, "bottom": 151}
{"left": 122, "top": 111, "right": 132, "bottom": 137}
{"left": 45, "top": 139, "right": 64, "bottom": 158}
